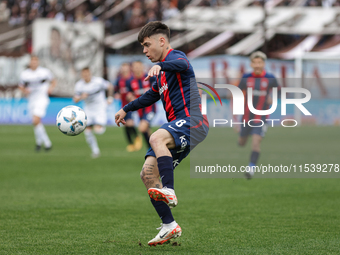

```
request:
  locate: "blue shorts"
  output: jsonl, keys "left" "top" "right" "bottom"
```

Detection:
{"left": 145, "top": 116, "right": 209, "bottom": 169}
{"left": 140, "top": 111, "right": 155, "bottom": 124}
{"left": 240, "top": 123, "right": 267, "bottom": 137}
{"left": 125, "top": 111, "right": 133, "bottom": 121}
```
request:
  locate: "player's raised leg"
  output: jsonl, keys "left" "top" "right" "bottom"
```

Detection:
{"left": 238, "top": 125, "right": 255, "bottom": 179}
{"left": 33, "top": 115, "right": 52, "bottom": 152}
{"left": 247, "top": 134, "right": 261, "bottom": 177}
{"left": 139, "top": 119, "right": 151, "bottom": 149}
{"left": 33, "top": 116, "right": 43, "bottom": 151}
{"left": 125, "top": 118, "right": 139, "bottom": 152}
{"left": 84, "top": 126, "right": 100, "bottom": 158}
{"left": 140, "top": 156, "right": 181, "bottom": 246}
{"left": 147, "top": 128, "right": 179, "bottom": 208}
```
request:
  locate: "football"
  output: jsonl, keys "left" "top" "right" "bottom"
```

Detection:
{"left": 56, "top": 105, "right": 87, "bottom": 136}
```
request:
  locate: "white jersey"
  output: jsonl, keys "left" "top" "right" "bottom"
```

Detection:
{"left": 20, "top": 66, "right": 53, "bottom": 101}
{"left": 74, "top": 76, "right": 110, "bottom": 110}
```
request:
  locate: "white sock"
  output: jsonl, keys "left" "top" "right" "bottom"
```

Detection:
{"left": 246, "top": 166, "right": 255, "bottom": 176}
{"left": 36, "top": 123, "right": 52, "bottom": 148}
{"left": 84, "top": 129, "right": 100, "bottom": 154}
{"left": 163, "top": 221, "right": 177, "bottom": 229}
{"left": 34, "top": 125, "right": 43, "bottom": 146}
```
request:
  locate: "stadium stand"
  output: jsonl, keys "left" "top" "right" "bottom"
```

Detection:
{"left": 2, "top": 0, "right": 340, "bottom": 57}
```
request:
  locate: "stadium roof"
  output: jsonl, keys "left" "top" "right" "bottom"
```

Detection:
{"left": 106, "top": 6, "right": 340, "bottom": 59}
{"left": 2, "top": 2, "right": 340, "bottom": 59}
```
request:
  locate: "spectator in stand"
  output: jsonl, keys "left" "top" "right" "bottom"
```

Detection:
{"left": 46, "top": 0, "right": 58, "bottom": 19}
{"left": 146, "top": 0, "right": 159, "bottom": 10}
{"left": 65, "top": 9, "right": 74, "bottom": 22}
{"left": 30, "top": 0, "right": 42, "bottom": 15}
{"left": 146, "top": 9, "right": 157, "bottom": 23}
{"left": 9, "top": 3, "right": 24, "bottom": 26}
{"left": 306, "top": 0, "right": 322, "bottom": 6}
{"left": 278, "top": 0, "right": 292, "bottom": 6}
{"left": 0, "top": 1, "right": 10, "bottom": 22}
{"left": 27, "top": 6, "right": 38, "bottom": 25}
{"left": 74, "top": 6, "right": 84, "bottom": 22}
{"left": 5, "top": 0, "right": 190, "bottom": 49}
{"left": 322, "top": 0, "right": 335, "bottom": 7}
{"left": 127, "top": 1, "right": 145, "bottom": 29}
{"left": 162, "top": 0, "right": 179, "bottom": 20}
{"left": 54, "top": 5, "right": 66, "bottom": 21}
{"left": 109, "top": 11, "right": 125, "bottom": 34}
{"left": 129, "top": 7, "right": 145, "bottom": 29}
{"left": 19, "top": 1, "right": 28, "bottom": 21}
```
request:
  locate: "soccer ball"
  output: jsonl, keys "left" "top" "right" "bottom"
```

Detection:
{"left": 56, "top": 105, "right": 87, "bottom": 136}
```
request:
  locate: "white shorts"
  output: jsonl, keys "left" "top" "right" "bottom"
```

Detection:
{"left": 85, "top": 107, "right": 107, "bottom": 126}
{"left": 28, "top": 97, "right": 50, "bottom": 118}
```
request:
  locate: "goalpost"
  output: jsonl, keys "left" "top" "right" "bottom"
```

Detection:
{"left": 294, "top": 52, "right": 340, "bottom": 125}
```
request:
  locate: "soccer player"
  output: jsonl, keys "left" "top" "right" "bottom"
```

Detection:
{"left": 126, "top": 60, "right": 156, "bottom": 149}
{"left": 238, "top": 51, "right": 279, "bottom": 179}
{"left": 115, "top": 63, "right": 142, "bottom": 152}
{"left": 73, "top": 67, "right": 114, "bottom": 158}
{"left": 19, "top": 55, "right": 56, "bottom": 152}
{"left": 115, "top": 21, "right": 209, "bottom": 246}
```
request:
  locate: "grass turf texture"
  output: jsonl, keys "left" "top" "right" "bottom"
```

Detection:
{"left": 0, "top": 125, "right": 339, "bottom": 254}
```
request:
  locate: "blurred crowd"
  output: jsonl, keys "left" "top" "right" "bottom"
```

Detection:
{"left": 2, "top": 0, "right": 340, "bottom": 32}
{"left": 250, "top": 0, "right": 340, "bottom": 6}
{"left": 0, "top": 0, "right": 192, "bottom": 34}
{"left": 305, "top": 0, "right": 340, "bottom": 6}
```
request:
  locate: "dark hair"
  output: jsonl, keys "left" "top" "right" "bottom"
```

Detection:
{"left": 82, "top": 67, "right": 90, "bottom": 71}
{"left": 138, "top": 21, "right": 170, "bottom": 43}
{"left": 132, "top": 60, "right": 143, "bottom": 64}
{"left": 51, "top": 27, "right": 60, "bottom": 34}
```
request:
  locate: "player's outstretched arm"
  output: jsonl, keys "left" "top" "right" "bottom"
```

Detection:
{"left": 118, "top": 88, "right": 159, "bottom": 126}
{"left": 18, "top": 85, "right": 30, "bottom": 97}
{"left": 73, "top": 93, "right": 88, "bottom": 103}
{"left": 145, "top": 65, "right": 161, "bottom": 81}
{"left": 158, "top": 58, "right": 189, "bottom": 72}
{"left": 123, "top": 88, "right": 160, "bottom": 112}
{"left": 48, "top": 79, "right": 57, "bottom": 95}
{"left": 73, "top": 95, "right": 81, "bottom": 103}
{"left": 115, "top": 109, "right": 127, "bottom": 127}
{"left": 107, "top": 82, "right": 114, "bottom": 104}
{"left": 144, "top": 59, "right": 189, "bottom": 81}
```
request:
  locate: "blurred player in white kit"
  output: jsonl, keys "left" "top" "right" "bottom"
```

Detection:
{"left": 19, "top": 55, "right": 56, "bottom": 152}
{"left": 73, "top": 67, "right": 114, "bottom": 158}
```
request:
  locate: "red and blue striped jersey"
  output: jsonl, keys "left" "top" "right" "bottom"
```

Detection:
{"left": 238, "top": 71, "right": 279, "bottom": 122}
{"left": 153, "top": 49, "right": 198, "bottom": 122}
{"left": 123, "top": 49, "right": 207, "bottom": 126}
{"left": 127, "top": 75, "right": 156, "bottom": 117}
{"left": 115, "top": 75, "right": 131, "bottom": 107}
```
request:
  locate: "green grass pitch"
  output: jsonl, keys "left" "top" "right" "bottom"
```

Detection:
{"left": 0, "top": 125, "right": 339, "bottom": 254}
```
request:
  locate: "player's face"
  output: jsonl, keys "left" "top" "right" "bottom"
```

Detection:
{"left": 81, "top": 69, "right": 91, "bottom": 82}
{"left": 30, "top": 57, "right": 39, "bottom": 70}
{"left": 120, "top": 64, "right": 130, "bottom": 78}
{"left": 132, "top": 62, "right": 144, "bottom": 77}
{"left": 250, "top": 57, "right": 265, "bottom": 75}
{"left": 141, "top": 36, "right": 163, "bottom": 63}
